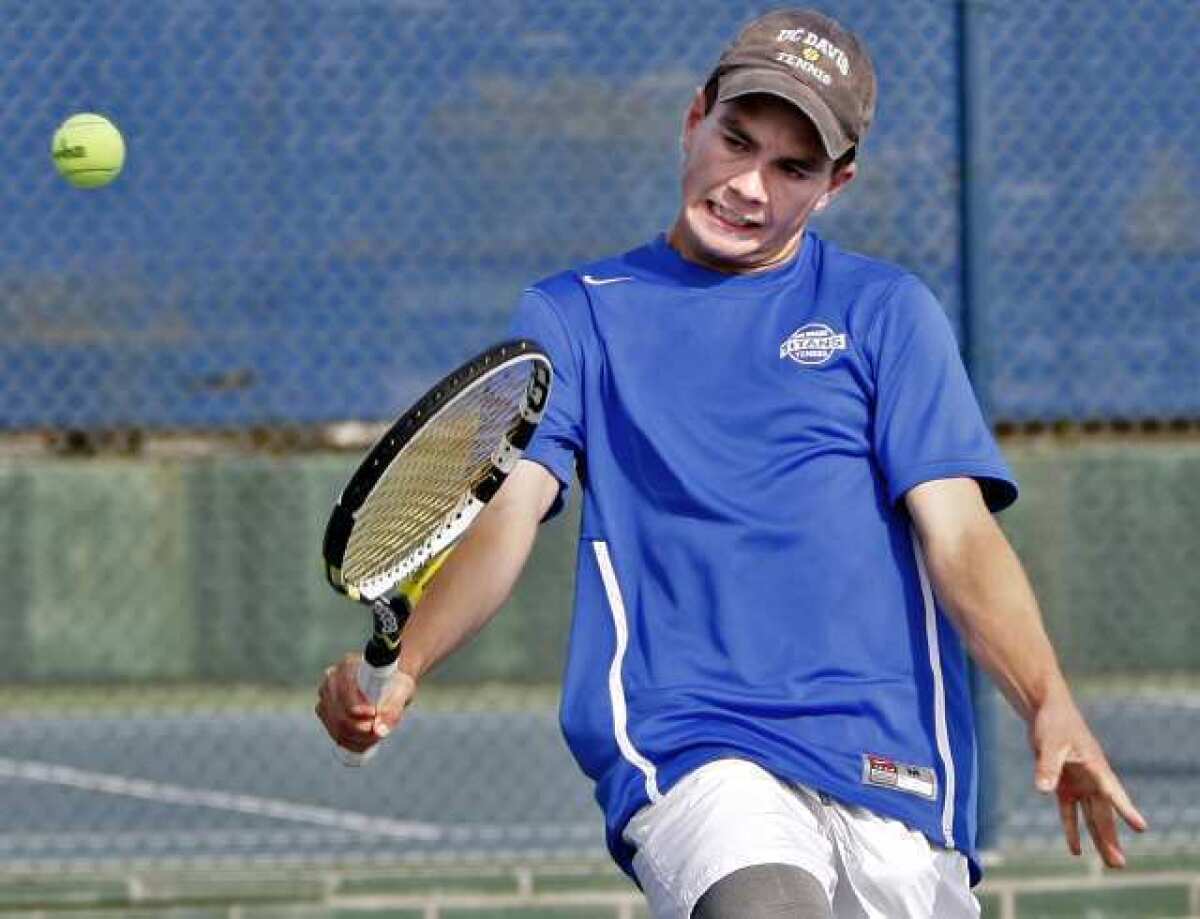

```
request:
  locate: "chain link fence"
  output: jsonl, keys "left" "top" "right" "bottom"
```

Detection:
{"left": 968, "top": 0, "right": 1200, "bottom": 422}
{"left": 0, "top": 0, "right": 1197, "bottom": 891}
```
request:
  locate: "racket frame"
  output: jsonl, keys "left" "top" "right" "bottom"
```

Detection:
{"left": 321, "top": 338, "right": 552, "bottom": 765}
{"left": 324, "top": 338, "right": 551, "bottom": 602}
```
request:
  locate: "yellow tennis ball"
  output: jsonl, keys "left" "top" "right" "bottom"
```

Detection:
{"left": 51, "top": 113, "right": 126, "bottom": 189}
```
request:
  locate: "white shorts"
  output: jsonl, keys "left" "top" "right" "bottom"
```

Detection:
{"left": 623, "top": 759, "right": 979, "bottom": 919}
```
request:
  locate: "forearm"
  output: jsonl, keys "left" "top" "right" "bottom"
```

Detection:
{"left": 918, "top": 505, "right": 1070, "bottom": 723}
{"left": 393, "top": 461, "right": 556, "bottom": 683}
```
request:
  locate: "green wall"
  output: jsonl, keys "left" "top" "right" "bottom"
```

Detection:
{"left": 998, "top": 441, "right": 1200, "bottom": 676}
{"left": 0, "top": 442, "right": 1195, "bottom": 685}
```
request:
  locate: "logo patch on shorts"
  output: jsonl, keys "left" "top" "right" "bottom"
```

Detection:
{"left": 779, "top": 323, "right": 848, "bottom": 366}
{"left": 862, "top": 754, "right": 938, "bottom": 801}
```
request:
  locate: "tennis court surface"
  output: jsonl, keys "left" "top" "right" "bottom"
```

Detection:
{"left": 1, "top": 690, "right": 1199, "bottom": 917}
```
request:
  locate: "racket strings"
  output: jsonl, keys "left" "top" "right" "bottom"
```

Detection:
{"left": 341, "top": 363, "right": 532, "bottom": 593}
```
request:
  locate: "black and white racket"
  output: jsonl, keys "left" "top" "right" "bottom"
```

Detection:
{"left": 323, "top": 338, "right": 552, "bottom": 765}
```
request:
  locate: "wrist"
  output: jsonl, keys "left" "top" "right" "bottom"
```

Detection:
{"left": 1022, "top": 671, "right": 1074, "bottom": 722}
{"left": 398, "top": 645, "right": 429, "bottom": 685}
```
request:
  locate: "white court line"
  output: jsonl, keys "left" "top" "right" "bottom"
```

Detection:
{"left": 0, "top": 756, "right": 443, "bottom": 841}
{"left": 0, "top": 824, "right": 602, "bottom": 853}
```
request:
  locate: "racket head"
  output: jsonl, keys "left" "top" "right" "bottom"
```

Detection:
{"left": 323, "top": 338, "right": 551, "bottom": 603}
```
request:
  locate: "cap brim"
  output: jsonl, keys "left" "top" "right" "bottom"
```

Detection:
{"left": 717, "top": 67, "right": 853, "bottom": 160}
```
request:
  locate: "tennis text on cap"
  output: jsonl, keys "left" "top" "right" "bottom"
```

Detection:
{"left": 861, "top": 754, "right": 938, "bottom": 801}
{"left": 774, "top": 51, "right": 834, "bottom": 86}
{"left": 779, "top": 323, "right": 849, "bottom": 366}
{"left": 775, "top": 29, "right": 852, "bottom": 76}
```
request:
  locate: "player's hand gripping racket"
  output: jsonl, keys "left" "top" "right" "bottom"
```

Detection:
{"left": 322, "top": 339, "right": 552, "bottom": 765}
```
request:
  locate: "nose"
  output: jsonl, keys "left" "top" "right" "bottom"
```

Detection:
{"left": 727, "top": 165, "right": 767, "bottom": 206}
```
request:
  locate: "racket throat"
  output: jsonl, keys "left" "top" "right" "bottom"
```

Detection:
{"left": 363, "top": 597, "right": 411, "bottom": 667}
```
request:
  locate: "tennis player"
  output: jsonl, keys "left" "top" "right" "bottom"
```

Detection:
{"left": 317, "top": 9, "right": 1146, "bottom": 916}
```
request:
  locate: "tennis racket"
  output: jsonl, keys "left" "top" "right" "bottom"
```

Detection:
{"left": 323, "top": 338, "right": 552, "bottom": 765}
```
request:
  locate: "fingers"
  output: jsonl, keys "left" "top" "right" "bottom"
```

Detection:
{"left": 314, "top": 704, "right": 376, "bottom": 752}
{"left": 1083, "top": 771, "right": 1148, "bottom": 870}
{"left": 1058, "top": 795, "right": 1082, "bottom": 857}
{"left": 1083, "top": 797, "right": 1125, "bottom": 869}
{"left": 314, "top": 655, "right": 419, "bottom": 755}
{"left": 1031, "top": 699, "right": 1147, "bottom": 867}
{"left": 1053, "top": 761, "right": 1148, "bottom": 868}
{"left": 314, "top": 655, "right": 380, "bottom": 751}
{"left": 1035, "top": 743, "right": 1070, "bottom": 794}
{"left": 1102, "top": 773, "right": 1149, "bottom": 834}
{"left": 374, "top": 671, "right": 417, "bottom": 736}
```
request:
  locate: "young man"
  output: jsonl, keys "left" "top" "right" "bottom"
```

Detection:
{"left": 317, "top": 9, "right": 1145, "bottom": 917}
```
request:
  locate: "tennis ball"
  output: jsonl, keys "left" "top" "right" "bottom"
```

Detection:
{"left": 51, "top": 113, "right": 126, "bottom": 189}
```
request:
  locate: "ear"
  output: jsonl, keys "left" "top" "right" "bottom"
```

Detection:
{"left": 680, "top": 87, "right": 707, "bottom": 157}
{"left": 813, "top": 162, "right": 857, "bottom": 213}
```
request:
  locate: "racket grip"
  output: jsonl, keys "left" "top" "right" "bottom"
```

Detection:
{"left": 336, "top": 657, "right": 398, "bottom": 767}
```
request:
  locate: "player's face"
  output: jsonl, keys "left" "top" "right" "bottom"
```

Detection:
{"left": 670, "top": 93, "right": 856, "bottom": 274}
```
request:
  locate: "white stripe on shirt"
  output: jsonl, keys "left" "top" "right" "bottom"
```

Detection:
{"left": 593, "top": 540, "right": 661, "bottom": 802}
{"left": 911, "top": 529, "right": 957, "bottom": 848}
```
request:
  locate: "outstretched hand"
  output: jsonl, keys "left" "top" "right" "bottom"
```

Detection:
{"left": 1030, "top": 696, "right": 1147, "bottom": 868}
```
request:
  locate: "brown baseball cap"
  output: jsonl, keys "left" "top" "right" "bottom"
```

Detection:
{"left": 712, "top": 8, "right": 877, "bottom": 160}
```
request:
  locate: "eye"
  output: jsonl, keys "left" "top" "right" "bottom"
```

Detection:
{"left": 781, "top": 164, "right": 810, "bottom": 180}
{"left": 723, "top": 132, "right": 749, "bottom": 152}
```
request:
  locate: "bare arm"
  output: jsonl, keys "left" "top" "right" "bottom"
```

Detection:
{"left": 316, "top": 459, "right": 559, "bottom": 753}
{"left": 906, "top": 477, "right": 1147, "bottom": 867}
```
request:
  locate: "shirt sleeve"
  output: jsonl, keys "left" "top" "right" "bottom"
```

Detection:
{"left": 868, "top": 275, "right": 1018, "bottom": 512}
{"left": 506, "top": 285, "right": 585, "bottom": 519}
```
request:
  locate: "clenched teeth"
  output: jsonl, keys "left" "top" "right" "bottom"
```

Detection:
{"left": 711, "top": 201, "right": 760, "bottom": 227}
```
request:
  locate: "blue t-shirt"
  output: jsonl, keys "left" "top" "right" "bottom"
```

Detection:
{"left": 507, "top": 231, "right": 1017, "bottom": 884}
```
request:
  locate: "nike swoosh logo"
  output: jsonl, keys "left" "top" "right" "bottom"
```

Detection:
{"left": 582, "top": 274, "right": 633, "bottom": 286}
